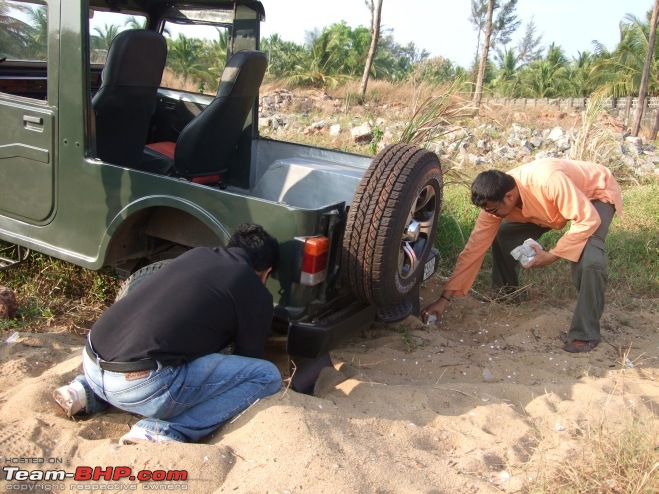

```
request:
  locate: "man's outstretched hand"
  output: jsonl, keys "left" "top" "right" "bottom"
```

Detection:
{"left": 421, "top": 291, "right": 454, "bottom": 324}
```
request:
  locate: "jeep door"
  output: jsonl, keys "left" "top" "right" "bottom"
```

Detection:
{"left": 0, "top": 0, "right": 58, "bottom": 223}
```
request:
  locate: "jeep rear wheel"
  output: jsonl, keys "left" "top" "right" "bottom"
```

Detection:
{"left": 342, "top": 143, "right": 442, "bottom": 307}
{"left": 115, "top": 260, "right": 171, "bottom": 301}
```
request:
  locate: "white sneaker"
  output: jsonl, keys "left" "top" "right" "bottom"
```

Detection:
{"left": 119, "top": 426, "right": 179, "bottom": 445}
{"left": 53, "top": 381, "right": 87, "bottom": 417}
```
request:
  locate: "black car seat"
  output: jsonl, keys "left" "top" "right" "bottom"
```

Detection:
{"left": 93, "top": 30, "right": 167, "bottom": 169}
{"left": 144, "top": 50, "right": 267, "bottom": 184}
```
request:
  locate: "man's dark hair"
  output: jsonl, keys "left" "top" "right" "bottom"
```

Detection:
{"left": 470, "top": 170, "right": 516, "bottom": 207}
{"left": 227, "top": 223, "right": 279, "bottom": 272}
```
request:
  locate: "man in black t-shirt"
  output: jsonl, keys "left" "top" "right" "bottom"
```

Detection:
{"left": 53, "top": 223, "right": 282, "bottom": 444}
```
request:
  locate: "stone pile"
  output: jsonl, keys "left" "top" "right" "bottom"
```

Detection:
{"left": 259, "top": 90, "right": 659, "bottom": 178}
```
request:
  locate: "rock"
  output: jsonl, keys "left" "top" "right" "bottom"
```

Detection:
{"left": 529, "top": 136, "right": 544, "bottom": 148}
{"left": 624, "top": 136, "right": 643, "bottom": 153}
{"left": 476, "top": 139, "right": 490, "bottom": 151}
{"left": 534, "top": 150, "right": 559, "bottom": 160}
{"left": 506, "top": 136, "right": 521, "bottom": 147}
{"left": 0, "top": 286, "right": 18, "bottom": 319}
{"left": 612, "top": 132, "right": 626, "bottom": 143}
{"left": 519, "top": 140, "right": 534, "bottom": 151}
{"left": 351, "top": 122, "right": 373, "bottom": 143}
{"left": 547, "top": 126, "right": 564, "bottom": 141}
{"left": 636, "top": 162, "right": 657, "bottom": 174}
{"left": 495, "top": 146, "right": 516, "bottom": 160}
{"left": 261, "top": 88, "right": 659, "bottom": 177}
{"left": 555, "top": 137, "right": 572, "bottom": 151}
{"left": 466, "top": 153, "right": 484, "bottom": 166}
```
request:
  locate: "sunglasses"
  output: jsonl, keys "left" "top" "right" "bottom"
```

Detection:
{"left": 483, "top": 201, "right": 502, "bottom": 214}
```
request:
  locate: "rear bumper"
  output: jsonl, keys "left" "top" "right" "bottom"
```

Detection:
{"left": 286, "top": 296, "right": 376, "bottom": 359}
{"left": 285, "top": 246, "right": 439, "bottom": 392}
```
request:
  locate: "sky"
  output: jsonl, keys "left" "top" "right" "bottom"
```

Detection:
{"left": 260, "top": 0, "right": 654, "bottom": 68}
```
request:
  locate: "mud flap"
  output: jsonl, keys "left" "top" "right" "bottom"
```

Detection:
{"left": 289, "top": 353, "right": 333, "bottom": 395}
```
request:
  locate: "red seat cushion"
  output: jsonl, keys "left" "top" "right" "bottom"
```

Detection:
{"left": 191, "top": 174, "right": 221, "bottom": 184}
{"left": 145, "top": 141, "right": 220, "bottom": 184}
{"left": 145, "top": 141, "right": 176, "bottom": 159}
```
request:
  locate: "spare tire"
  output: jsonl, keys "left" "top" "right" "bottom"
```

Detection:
{"left": 341, "top": 143, "right": 442, "bottom": 307}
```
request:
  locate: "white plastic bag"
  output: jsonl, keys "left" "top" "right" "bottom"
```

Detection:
{"left": 510, "top": 238, "right": 543, "bottom": 267}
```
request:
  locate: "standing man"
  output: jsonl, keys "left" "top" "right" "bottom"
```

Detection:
{"left": 53, "top": 223, "right": 282, "bottom": 444}
{"left": 423, "top": 158, "right": 622, "bottom": 353}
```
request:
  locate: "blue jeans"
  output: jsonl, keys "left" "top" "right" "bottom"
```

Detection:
{"left": 74, "top": 346, "right": 281, "bottom": 442}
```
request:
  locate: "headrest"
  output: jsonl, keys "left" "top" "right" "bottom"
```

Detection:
{"left": 216, "top": 50, "right": 268, "bottom": 98}
{"left": 101, "top": 30, "right": 167, "bottom": 87}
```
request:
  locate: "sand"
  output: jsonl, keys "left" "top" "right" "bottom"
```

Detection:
{"left": 0, "top": 276, "right": 657, "bottom": 493}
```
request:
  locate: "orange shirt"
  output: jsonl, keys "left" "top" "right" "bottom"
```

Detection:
{"left": 445, "top": 158, "right": 623, "bottom": 296}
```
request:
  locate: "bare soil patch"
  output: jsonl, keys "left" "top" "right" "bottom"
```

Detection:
{"left": 1, "top": 274, "right": 656, "bottom": 492}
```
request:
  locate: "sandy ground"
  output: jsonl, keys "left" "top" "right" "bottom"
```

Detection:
{"left": 0, "top": 276, "right": 657, "bottom": 493}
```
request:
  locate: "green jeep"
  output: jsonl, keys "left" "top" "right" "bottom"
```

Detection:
{"left": 0, "top": 0, "right": 443, "bottom": 392}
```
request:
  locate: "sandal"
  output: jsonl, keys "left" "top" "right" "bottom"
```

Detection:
{"left": 563, "top": 339, "right": 599, "bottom": 353}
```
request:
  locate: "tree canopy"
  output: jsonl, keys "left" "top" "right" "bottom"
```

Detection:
{"left": 1, "top": 0, "right": 656, "bottom": 103}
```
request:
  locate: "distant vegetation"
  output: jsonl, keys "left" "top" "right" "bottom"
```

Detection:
{"left": 1, "top": 0, "right": 656, "bottom": 101}
{"left": 0, "top": 0, "right": 657, "bottom": 334}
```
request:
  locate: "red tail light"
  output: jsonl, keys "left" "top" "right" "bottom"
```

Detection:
{"left": 300, "top": 237, "right": 329, "bottom": 285}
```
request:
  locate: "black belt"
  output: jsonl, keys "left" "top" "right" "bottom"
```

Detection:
{"left": 85, "top": 341, "right": 158, "bottom": 373}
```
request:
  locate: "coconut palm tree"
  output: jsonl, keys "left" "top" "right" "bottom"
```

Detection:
{"left": 563, "top": 51, "right": 597, "bottom": 97}
{"left": 473, "top": 0, "right": 494, "bottom": 108}
{"left": 123, "top": 15, "right": 146, "bottom": 30}
{"left": 545, "top": 42, "right": 568, "bottom": 68}
{"left": 166, "top": 33, "right": 205, "bottom": 83}
{"left": 91, "top": 23, "right": 122, "bottom": 51}
{"left": 286, "top": 26, "right": 349, "bottom": 87}
{"left": 490, "top": 46, "right": 521, "bottom": 96}
{"left": 359, "top": 0, "right": 383, "bottom": 100}
{"left": 0, "top": 0, "right": 34, "bottom": 58}
{"left": 23, "top": 4, "right": 47, "bottom": 60}
{"left": 591, "top": 12, "right": 658, "bottom": 99}
{"left": 518, "top": 59, "right": 567, "bottom": 98}
{"left": 632, "top": 0, "right": 658, "bottom": 136}
{"left": 516, "top": 42, "right": 569, "bottom": 97}
{"left": 198, "top": 28, "right": 228, "bottom": 93}
{"left": 261, "top": 33, "right": 305, "bottom": 78}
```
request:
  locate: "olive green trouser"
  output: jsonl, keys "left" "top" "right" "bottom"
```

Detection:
{"left": 491, "top": 201, "right": 616, "bottom": 342}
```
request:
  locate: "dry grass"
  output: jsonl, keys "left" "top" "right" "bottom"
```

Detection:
{"left": 570, "top": 96, "right": 628, "bottom": 176}
{"left": 258, "top": 78, "right": 631, "bottom": 161}
{"left": 523, "top": 343, "right": 658, "bottom": 494}
{"left": 399, "top": 79, "right": 477, "bottom": 146}
{"left": 527, "top": 417, "right": 658, "bottom": 493}
{"left": 161, "top": 68, "right": 205, "bottom": 94}
{"left": 328, "top": 78, "right": 469, "bottom": 116}
{"left": 526, "top": 372, "right": 658, "bottom": 494}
